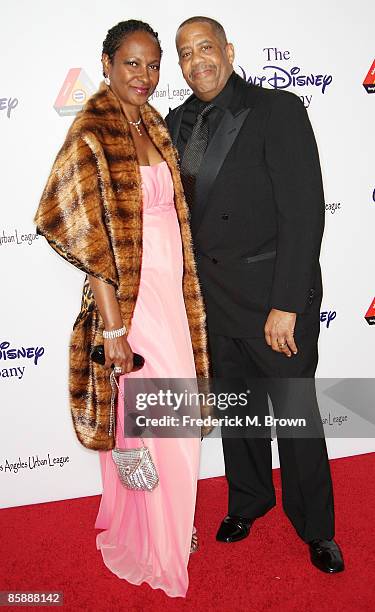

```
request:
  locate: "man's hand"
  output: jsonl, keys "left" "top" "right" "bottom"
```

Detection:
{"left": 264, "top": 309, "right": 298, "bottom": 357}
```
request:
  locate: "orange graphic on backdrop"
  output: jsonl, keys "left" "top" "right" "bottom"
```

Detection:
{"left": 365, "top": 298, "right": 375, "bottom": 325}
{"left": 363, "top": 60, "right": 375, "bottom": 94}
{"left": 54, "top": 68, "right": 96, "bottom": 116}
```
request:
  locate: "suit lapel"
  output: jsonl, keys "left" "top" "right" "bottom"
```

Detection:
{"left": 168, "top": 74, "right": 261, "bottom": 235}
{"left": 191, "top": 106, "right": 251, "bottom": 234}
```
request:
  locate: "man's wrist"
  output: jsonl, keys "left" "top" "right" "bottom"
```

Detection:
{"left": 269, "top": 308, "right": 297, "bottom": 316}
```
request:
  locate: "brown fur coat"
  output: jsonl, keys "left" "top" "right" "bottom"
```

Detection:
{"left": 34, "top": 83, "right": 209, "bottom": 450}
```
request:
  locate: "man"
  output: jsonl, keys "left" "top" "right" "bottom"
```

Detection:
{"left": 165, "top": 16, "right": 344, "bottom": 573}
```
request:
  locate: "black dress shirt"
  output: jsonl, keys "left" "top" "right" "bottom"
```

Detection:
{"left": 178, "top": 71, "right": 236, "bottom": 157}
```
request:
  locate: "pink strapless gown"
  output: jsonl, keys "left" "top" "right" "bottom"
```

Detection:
{"left": 94, "top": 161, "right": 200, "bottom": 598}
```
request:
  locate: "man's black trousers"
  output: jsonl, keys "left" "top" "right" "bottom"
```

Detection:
{"left": 209, "top": 324, "right": 335, "bottom": 543}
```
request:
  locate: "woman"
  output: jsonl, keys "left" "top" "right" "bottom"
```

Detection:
{"left": 34, "top": 20, "right": 209, "bottom": 598}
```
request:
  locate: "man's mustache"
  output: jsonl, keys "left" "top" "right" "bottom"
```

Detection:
{"left": 190, "top": 64, "right": 216, "bottom": 78}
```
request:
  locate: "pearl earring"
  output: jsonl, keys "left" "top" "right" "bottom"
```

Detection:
{"left": 104, "top": 75, "right": 110, "bottom": 86}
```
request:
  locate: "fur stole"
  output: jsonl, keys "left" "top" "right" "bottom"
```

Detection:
{"left": 34, "top": 83, "right": 209, "bottom": 449}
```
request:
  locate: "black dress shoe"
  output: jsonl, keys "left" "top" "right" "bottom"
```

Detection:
{"left": 309, "top": 539, "right": 345, "bottom": 573}
{"left": 216, "top": 515, "right": 254, "bottom": 543}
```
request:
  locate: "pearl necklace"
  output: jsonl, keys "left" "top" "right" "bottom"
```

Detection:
{"left": 127, "top": 117, "right": 142, "bottom": 136}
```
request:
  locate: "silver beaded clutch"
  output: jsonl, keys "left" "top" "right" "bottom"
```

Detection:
{"left": 111, "top": 445, "right": 159, "bottom": 491}
{"left": 109, "top": 370, "right": 159, "bottom": 492}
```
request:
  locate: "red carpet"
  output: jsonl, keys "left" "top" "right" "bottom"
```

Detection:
{"left": 1, "top": 453, "right": 375, "bottom": 611}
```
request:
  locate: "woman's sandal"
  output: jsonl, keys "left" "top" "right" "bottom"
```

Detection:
{"left": 190, "top": 525, "right": 199, "bottom": 554}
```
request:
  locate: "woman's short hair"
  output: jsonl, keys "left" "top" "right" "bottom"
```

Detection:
{"left": 102, "top": 19, "right": 163, "bottom": 62}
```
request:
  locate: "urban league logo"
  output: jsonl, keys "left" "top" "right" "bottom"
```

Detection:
{"left": 149, "top": 84, "right": 192, "bottom": 104}
{"left": 54, "top": 68, "right": 96, "bottom": 116}
{"left": 364, "top": 298, "right": 375, "bottom": 325}
{"left": 239, "top": 46, "right": 333, "bottom": 108}
{"left": 0, "top": 341, "right": 45, "bottom": 380}
{"left": 363, "top": 59, "right": 375, "bottom": 94}
{"left": 0, "top": 228, "right": 39, "bottom": 247}
{"left": 0, "top": 452, "right": 70, "bottom": 474}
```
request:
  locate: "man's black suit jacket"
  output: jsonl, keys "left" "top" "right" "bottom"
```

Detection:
{"left": 165, "top": 72, "right": 325, "bottom": 338}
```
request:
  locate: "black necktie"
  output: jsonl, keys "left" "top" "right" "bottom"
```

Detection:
{"left": 180, "top": 103, "right": 214, "bottom": 208}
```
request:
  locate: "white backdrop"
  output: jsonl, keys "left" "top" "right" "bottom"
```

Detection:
{"left": 0, "top": 0, "right": 374, "bottom": 508}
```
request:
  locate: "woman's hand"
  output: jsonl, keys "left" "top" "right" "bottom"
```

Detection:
{"left": 104, "top": 336, "right": 134, "bottom": 373}
{"left": 87, "top": 275, "right": 134, "bottom": 374}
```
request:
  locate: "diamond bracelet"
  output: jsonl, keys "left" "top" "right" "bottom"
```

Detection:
{"left": 103, "top": 326, "right": 127, "bottom": 339}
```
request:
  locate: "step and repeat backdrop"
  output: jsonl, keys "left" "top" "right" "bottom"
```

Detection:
{"left": 1, "top": 0, "right": 374, "bottom": 508}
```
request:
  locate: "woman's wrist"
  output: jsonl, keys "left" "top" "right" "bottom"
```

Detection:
{"left": 102, "top": 317, "right": 124, "bottom": 331}
{"left": 103, "top": 325, "right": 127, "bottom": 339}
